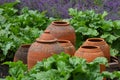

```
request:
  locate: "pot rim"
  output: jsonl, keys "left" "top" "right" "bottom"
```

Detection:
{"left": 81, "top": 45, "right": 100, "bottom": 49}
{"left": 87, "top": 38, "right": 105, "bottom": 42}
{"left": 19, "top": 44, "right": 31, "bottom": 48}
{"left": 79, "top": 45, "right": 102, "bottom": 53}
{"left": 36, "top": 38, "right": 57, "bottom": 43}
{"left": 57, "top": 40, "right": 71, "bottom": 43}
{"left": 52, "top": 21, "right": 69, "bottom": 26}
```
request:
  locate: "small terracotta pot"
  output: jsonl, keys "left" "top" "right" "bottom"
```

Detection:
{"left": 14, "top": 44, "right": 31, "bottom": 64}
{"left": 58, "top": 40, "right": 75, "bottom": 56}
{"left": 27, "top": 30, "right": 64, "bottom": 69}
{"left": 74, "top": 45, "right": 105, "bottom": 73}
{"left": 45, "top": 21, "right": 76, "bottom": 46}
{"left": 74, "top": 45, "right": 104, "bottom": 62}
{"left": 83, "top": 38, "right": 110, "bottom": 62}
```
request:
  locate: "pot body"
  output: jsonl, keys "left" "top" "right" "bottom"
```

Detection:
{"left": 58, "top": 40, "right": 75, "bottom": 56}
{"left": 27, "top": 41, "right": 64, "bottom": 69}
{"left": 74, "top": 45, "right": 104, "bottom": 62}
{"left": 83, "top": 38, "right": 110, "bottom": 61}
{"left": 14, "top": 44, "right": 30, "bottom": 64}
{"left": 46, "top": 21, "right": 76, "bottom": 46}
{"left": 74, "top": 45, "right": 105, "bottom": 73}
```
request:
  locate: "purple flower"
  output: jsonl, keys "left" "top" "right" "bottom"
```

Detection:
{"left": 0, "top": 0, "right": 120, "bottom": 20}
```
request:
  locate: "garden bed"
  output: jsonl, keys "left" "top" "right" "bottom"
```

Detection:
{"left": 0, "top": 55, "right": 120, "bottom": 80}
{"left": 1, "top": 1, "right": 120, "bottom": 80}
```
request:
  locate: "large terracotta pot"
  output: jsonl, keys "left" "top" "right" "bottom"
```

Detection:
{"left": 74, "top": 45, "right": 105, "bottom": 73}
{"left": 83, "top": 38, "right": 110, "bottom": 62}
{"left": 58, "top": 40, "right": 75, "bottom": 56}
{"left": 27, "top": 30, "right": 64, "bottom": 69}
{"left": 14, "top": 44, "right": 30, "bottom": 64}
{"left": 45, "top": 21, "right": 76, "bottom": 46}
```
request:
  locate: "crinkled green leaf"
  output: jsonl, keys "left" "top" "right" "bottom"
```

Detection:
{"left": 102, "top": 71, "right": 115, "bottom": 79}
{"left": 110, "top": 48, "right": 119, "bottom": 56}
{"left": 32, "top": 70, "right": 65, "bottom": 80}
{"left": 0, "top": 8, "right": 4, "bottom": 14}
{"left": 86, "top": 28, "right": 99, "bottom": 36}
{"left": 4, "top": 61, "right": 27, "bottom": 79}
{"left": 76, "top": 27, "right": 99, "bottom": 36}
{"left": 0, "top": 15, "right": 6, "bottom": 24}
{"left": 101, "top": 11, "right": 108, "bottom": 19}
{"left": 2, "top": 42, "right": 13, "bottom": 55}
{"left": 90, "top": 57, "right": 108, "bottom": 66}
{"left": 101, "top": 33, "right": 117, "bottom": 43}
{"left": 113, "top": 71, "right": 120, "bottom": 78}
{"left": 75, "top": 27, "right": 88, "bottom": 33}
{"left": 113, "top": 20, "right": 120, "bottom": 29}
{"left": 101, "top": 21, "right": 113, "bottom": 31}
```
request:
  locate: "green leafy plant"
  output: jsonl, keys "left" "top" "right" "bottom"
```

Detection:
{"left": 3, "top": 53, "right": 120, "bottom": 80}
{"left": 102, "top": 71, "right": 120, "bottom": 80}
{"left": 69, "top": 8, "right": 120, "bottom": 56}
{"left": 0, "top": 1, "right": 50, "bottom": 62}
{"left": 3, "top": 61, "right": 27, "bottom": 80}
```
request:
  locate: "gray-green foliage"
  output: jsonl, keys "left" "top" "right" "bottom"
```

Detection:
{"left": 69, "top": 8, "right": 120, "bottom": 56}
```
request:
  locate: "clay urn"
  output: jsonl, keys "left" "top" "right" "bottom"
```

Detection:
{"left": 14, "top": 44, "right": 31, "bottom": 64}
{"left": 58, "top": 40, "right": 76, "bottom": 56}
{"left": 27, "top": 30, "right": 64, "bottom": 69}
{"left": 74, "top": 45, "right": 105, "bottom": 73}
{"left": 82, "top": 38, "right": 110, "bottom": 62}
{"left": 45, "top": 21, "right": 76, "bottom": 46}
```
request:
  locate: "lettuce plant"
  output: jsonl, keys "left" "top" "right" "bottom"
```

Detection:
{"left": 0, "top": 1, "right": 50, "bottom": 62}
{"left": 69, "top": 8, "right": 120, "bottom": 56}
{"left": 3, "top": 53, "right": 120, "bottom": 80}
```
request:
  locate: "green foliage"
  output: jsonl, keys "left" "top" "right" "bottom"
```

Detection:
{"left": 2, "top": 53, "right": 120, "bottom": 80}
{"left": 102, "top": 71, "right": 120, "bottom": 80}
{"left": 24, "top": 53, "right": 108, "bottom": 80}
{"left": 69, "top": 8, "right": 120, "bottom": 56}
{"left": 0, "top": 1, "right": 50, "bottom": 61}
{"left": 3, "top": 61, "right": 27, "bottom": 80}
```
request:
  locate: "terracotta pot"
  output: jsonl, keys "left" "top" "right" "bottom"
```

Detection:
{"left": 14, "top": 44, "right": 30, "bottom": 64}
{"left": 83, "top": 38, "right": 110, "bottom": 62}
{"left": 27, "top": 30, "right": 64, "bottom": 69}
{"left": 58, "top": 40, "right": 75, "bottom": 56}
{"left": 74, "top": 45, "right": 104, "bottom": 62}
{"left": 45, "top": 21, "right": 76, "bottom": 46}
{"left": 74, "top": 45, "right": 105, "bottom": 73}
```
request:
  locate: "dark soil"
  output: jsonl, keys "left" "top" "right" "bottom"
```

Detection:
{"left": 0, "top": 64, "right": 9, "bottom": 78}
{"left": 0, "top": 50, "right": 14, "bottom": 78}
